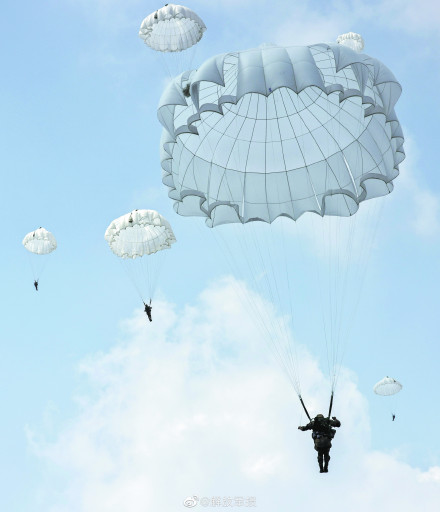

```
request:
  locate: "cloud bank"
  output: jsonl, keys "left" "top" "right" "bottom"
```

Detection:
{"left": 31, "top": 278, "right": 440, "bottom": 511}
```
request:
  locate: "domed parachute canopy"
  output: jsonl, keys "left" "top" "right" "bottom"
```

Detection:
{"left": 105, "top": 209, "right": 176, "bottom": 258}
{"left": 139, "top": 4, "right": 206, "bottom": 53}
{"left": 158, "top": 40, "right": 404, "bottom": 409}
{"left": 373, "top": 376, "right": 403, "bottom": 396}
{"left": 22, "top": 227, "right": 57, "bottom": 255}
{"left": 336, "top": 32, "right": 365, "bottom": 52}
{"left": 159, "top": 41, "right": 404, "bottom": 227}
{"left": 105, "top": 210, "right": 176, "bottom": 302}
{"left": 22, "top": 227, "right": 57, "bottom": 287}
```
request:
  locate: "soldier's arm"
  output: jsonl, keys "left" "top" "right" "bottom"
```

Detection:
{"left": 330, "top": 417, "right": 341, "bottom": 427}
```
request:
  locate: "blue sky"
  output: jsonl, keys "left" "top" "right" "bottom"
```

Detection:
{"left": 1, "top": 1, "right": 440, "bottom": 510}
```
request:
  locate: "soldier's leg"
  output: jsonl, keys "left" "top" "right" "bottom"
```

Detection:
{"left": 316, "top": 448, "right": 324, "bottom": 473}
{"left": 323, "top": 448, "right": 330, "bottom": 472}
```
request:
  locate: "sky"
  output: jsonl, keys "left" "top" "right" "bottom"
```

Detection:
{"left": 1, "top": 0, "right": 440, "bottom": 510}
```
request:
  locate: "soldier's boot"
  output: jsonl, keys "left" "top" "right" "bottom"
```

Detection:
{"left": 323, "top": 453, "right": 330, "bottom": 473}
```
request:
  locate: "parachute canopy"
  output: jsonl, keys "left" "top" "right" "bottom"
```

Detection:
{"left": 105, "top": 210, "right": 176, "bottom": 302}
{"left": 373, "top": 377, "right": 403, "bottom": 396}
{"left": 159, "top": 40, "right": 404, "bottom": 226}
{"left": 105, "top": 209, "right": 176, "bottom": 259}
{"left": 336, "top": 32, "right": 365, "bottom": 52}
{"left": 158, "top": 37, "right": 405, "bottom": 401}
{"left": 22, "top": 227, "right": 57, "bottom": 255}
{"left": 139, "top": 4, "right": 206, "bottom": 53}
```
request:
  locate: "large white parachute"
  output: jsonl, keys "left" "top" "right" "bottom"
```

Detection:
{"left": 158, "top": 35, "right": 404, "bottom": 402}
{"left": 105, "top": 209, "right": 176, "bottom": 301}
{"left": 159, "top": 40, "right": 404, "bottom": 225}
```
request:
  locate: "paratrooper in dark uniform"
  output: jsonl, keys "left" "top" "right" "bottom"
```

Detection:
{"left": 298, "top": 414, "right": 341, "bottom": 473}
{"left": 144, "top": 300, "right": 152, "bottom": 322}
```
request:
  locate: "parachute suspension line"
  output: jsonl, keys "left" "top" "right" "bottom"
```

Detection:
{"left": 299, "top": 395, "right": 312, "bottom": 421}
{"left": 209, "top": 223, "right": 301, "bottom": 394}
{"left": 328, "top": 391, "right": 334, "bottom": 418}
{"left": 205, "top": 169, "right": 302, "bottom": 397}
{"left": 278, "top": 213, "right": 302, "bottom": 397}
{"left": 239, "top": 223, "right": 301, "bottom": 393}
{"left": 317, "top": 220, "right": 331, "bottom": 378}
{"left": 160, "top": 52, "right": 173, "bottom": 80}
{"left": 26, "top": 251, "right": 38, "bottom": 282}
{"left": 119, "top": 258, "right": 144, "bottom": 302}
{"left": 132, "top": 223, "right": 167, "bottom": 301}
{"left": 27, "top": 251, "right": 51, "bottom": 282}
{"left": 247, "top": 221, "right": 302, "bottom": 394}
{"left": 333, "top": 196, "right": 387, "bottom": 391}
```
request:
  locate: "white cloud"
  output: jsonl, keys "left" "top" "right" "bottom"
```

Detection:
{"left": 396, "top": 135, "right": 440, "bottom": 238}
{"left": 30, "top": 278, "right": 440, "bottom": 511}
{"left": 376, "top": 0, "right": 440, "bottom": 33}
{"left": 411, "top": 190, "right": 440, "bottom": 237}
{"left": 419, "top": 466, "right": 440, "bottom": 483}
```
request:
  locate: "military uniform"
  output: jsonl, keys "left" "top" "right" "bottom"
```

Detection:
{"left": 299, "top": 415, "right": 341, "bottom": 473}
{"left": 144, "top": 302, "right": 152, "bottom": 322}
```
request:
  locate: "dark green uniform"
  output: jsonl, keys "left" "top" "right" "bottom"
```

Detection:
{"left": 299, "top": 415, "right": 341, "bottom": 473}
{"left": 144, "top": 302, "right": 152, "bottom": 322}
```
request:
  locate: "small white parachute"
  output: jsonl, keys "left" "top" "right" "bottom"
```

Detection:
{"left": 22, "top": 227, "right": 57, "bottom": 255}
{"left": 336, "top": 32, "right": 365, "bottom": 52}
{"left": 22, "top": 227, "right": 57, "bottom": 288}
{"left": 139, "top": 4, "right": 206, "bottom": 53}
{"left": 373, "top": 376, "right": 403, "bottom": 396}
{"left": 105, "top": 209, "right": 176, "bottom": 258}
{"left": 105, "top": 209, "right": 176, "bottom": 301}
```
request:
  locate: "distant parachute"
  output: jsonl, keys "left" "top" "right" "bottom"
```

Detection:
{"left": 373, "top": 376, "right": 402, "bottom": 396}
{"left": 158, "top": 34, "right": 405, "bottom": 411}
{"left": 139, "top": 3, "right": 206, "bottom": 76}
{"left": 336, "top": 32, "right": 365, "bottom": 52}
{"left": 22, "top": 227, "right": 57, "bottom": 289}
{"left": 105, "top": 209, "right": 176, "bottom": 302}
{"left": 374, "top": 376, "right": 402, "bottom": 420}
